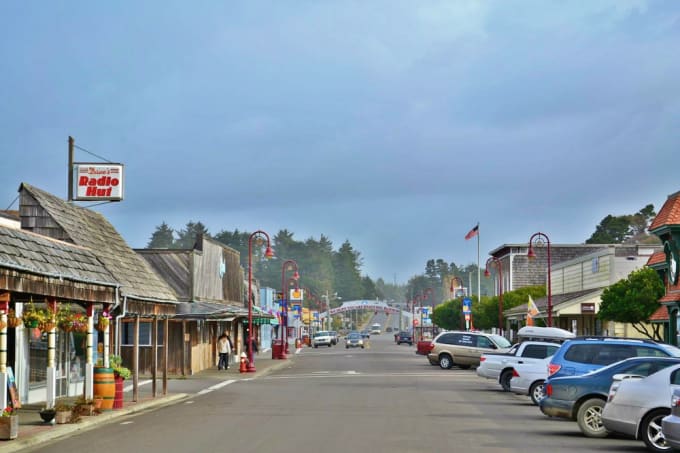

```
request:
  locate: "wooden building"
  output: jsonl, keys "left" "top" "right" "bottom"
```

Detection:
{"left": 137, "top": 235, "right": 261, "bottom": 374}
{"left": 18, "top": 183, "right": 178, "bottom": 378}
{"left": 0, "top": 223, "right": 118, "bottom": 405}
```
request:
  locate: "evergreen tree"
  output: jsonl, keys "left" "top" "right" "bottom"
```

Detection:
{"left": 175, "top": 221, "right": 210, "bottom": 249}
{"left": 333, "top": 240, "right": 363, "bottom": 302}
{"left": 146, "top": 222, "right": 175, "bottom": 248}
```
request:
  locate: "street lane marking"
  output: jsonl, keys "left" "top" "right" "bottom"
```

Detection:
{"left": 197, "top": 379, "right": 236, "bottom": 395}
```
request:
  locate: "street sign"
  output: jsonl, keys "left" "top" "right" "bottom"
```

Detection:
{"left": 462, "top": 298, "right": 472, "bottom": 314}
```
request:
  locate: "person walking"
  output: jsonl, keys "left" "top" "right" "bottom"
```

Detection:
{"left": 217, "top": 332, "right": 232, "bottom": 370}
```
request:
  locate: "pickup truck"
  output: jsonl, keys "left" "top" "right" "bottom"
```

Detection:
{"left": 476, "top": 341, "right": 560, "bottom": 391}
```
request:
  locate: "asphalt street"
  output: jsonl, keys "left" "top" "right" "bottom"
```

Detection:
{"left": 23, "top": 331, "right": 652, "bottom": 453}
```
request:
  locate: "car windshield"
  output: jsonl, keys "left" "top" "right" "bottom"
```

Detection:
{"left": 489, "top": 335, "right": 512, "bottom": 348}
{"left": 348, "top": 333, "right": 361, "bottom": 339}
{"left": 314, "top": 331, "right": 329, "bottom": 337}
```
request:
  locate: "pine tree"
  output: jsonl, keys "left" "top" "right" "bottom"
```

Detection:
{"left": 146, "top": 222, "right": 175, "bottom": 248}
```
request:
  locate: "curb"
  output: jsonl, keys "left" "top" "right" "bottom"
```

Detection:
{"left": 3, "top": 393, "right": 189, "bottom": 453}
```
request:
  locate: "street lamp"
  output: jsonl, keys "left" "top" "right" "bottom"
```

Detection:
{"left": 484, "top": 257, "right": 504, "bottom": 335}
{"left": 247, "top": 230, "right": 274, "bottom": 372}
{"left": 449, "top": 276, "right": 465, "bottom": 330}
{"left": 280, "top": 260, "right": 300, "bottom": 358}
{"left": 421, "top": 288, "right": 433, "bottom": 338}
{"left": 527, "top": 232, "right": 552, "bottom": 327}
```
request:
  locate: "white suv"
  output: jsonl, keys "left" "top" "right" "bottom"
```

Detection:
{"left": 313, "top": 331, "right": 333, "bottom": 348}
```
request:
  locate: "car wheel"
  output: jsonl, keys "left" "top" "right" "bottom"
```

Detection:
{"left": 361, "top": 346, "right": 364, "bottom": 349}
{"left": 529, "top": 380, "right": 546, "bottom": 406}
{"left": 346, "top": 345, "right": 349, "bottom": 349}
{"left": 576, "top": 398, "right": 608, "bottom": 438}
{"left": 439, "top": 354, "right": 453, "bottom": 370}
{"left": 641, "top": 408, "right": 671, "bottom": 452}
{"left": 328, "top": 344, "right": 331, "bottom": 347}
{"left": 499, "top": 370, "right": 513, "bottom": 392}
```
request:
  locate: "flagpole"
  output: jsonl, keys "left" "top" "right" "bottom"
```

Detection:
{"left": 477, "top": 223, "right": 481, "bottom": 317}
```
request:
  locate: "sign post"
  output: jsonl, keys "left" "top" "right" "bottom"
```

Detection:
{"left": 462, "top": 298, "right": 472, "bottom": 331}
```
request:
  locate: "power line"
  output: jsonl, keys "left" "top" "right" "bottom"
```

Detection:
{"left": 74, "top": 144, "right": 114, "bottom": 163}
{"left": 5, "top": 195, "right": 19, "bottom": 211}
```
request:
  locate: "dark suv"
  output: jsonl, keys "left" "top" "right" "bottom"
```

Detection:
{"left": 396, "top": 331, "right": 413, "bottom": 346}
{"left": 547, "top": 337, "right": 680, "bottom": 379}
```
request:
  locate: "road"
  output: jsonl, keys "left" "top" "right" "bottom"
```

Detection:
{"left": 29, "top": 331, "right": 650, "bottom": 453}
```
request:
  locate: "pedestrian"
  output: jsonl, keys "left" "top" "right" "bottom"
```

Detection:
{"left": 217, "top": 332, "right": 232, "bottom": 370}
{"left": 251, "top": 337, "right": 259, "bottom": 355}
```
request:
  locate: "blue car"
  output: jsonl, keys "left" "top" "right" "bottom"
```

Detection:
{"left": 541, "top": 356, "right": 680, "bottom": 438}
{"left": 547, "top": 337, "right": 680, "bottom": 379}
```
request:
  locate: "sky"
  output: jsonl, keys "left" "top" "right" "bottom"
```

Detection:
{"left": 1, "top": 1, "right": 679, "bottom": 284}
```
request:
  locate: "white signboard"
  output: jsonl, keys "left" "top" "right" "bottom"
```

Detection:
{"left": 73, "top": 163, "right": 124, "bottom": 201}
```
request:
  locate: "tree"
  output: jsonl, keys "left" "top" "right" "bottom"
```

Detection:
{"left": 431, "top": 299, "right": 462, "bottom": 331}
{"left": 598, "top": 267, "right": 665, "bottom": 341}
{"left": 586, "top": 205, "right": 659, "bottom": 245}
{"left": 146, "top": 222, "right": 175, "bottom": 248}
{"left": 175, "top": 221, "right": 210, "bottom": 249}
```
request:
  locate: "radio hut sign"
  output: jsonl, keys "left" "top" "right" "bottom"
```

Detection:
{"left": 73, "top": 164, "right": 124, "bottom": 201}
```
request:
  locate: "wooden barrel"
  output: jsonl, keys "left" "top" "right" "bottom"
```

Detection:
{"left": 93, "top": 367, "right": 115, "bottom": 411}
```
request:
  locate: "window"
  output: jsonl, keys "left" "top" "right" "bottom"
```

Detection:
{"left": 122, "top": 321, "right": 165, "bottom": 346}
{"left": 477, "top": 336, "right": 493, "bottom": 349}
{"left": 456, "top": 334, "right": 477, "bottom": 347}
{"left": 438, "top": 333, "right": 457, "bottom": 345}
{"left": 523, "top": 344, "right": 558, "bottom": 359}
{"left": 592, "top": 257, "right": 599, "bottom": 273}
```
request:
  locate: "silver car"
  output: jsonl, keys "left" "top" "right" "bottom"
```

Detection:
{"left": 509, "top": 356, "right": 551, "bottom": 405}
{"left": 662, "top": 388, "right": 680, "bottom": 450}
{"left": 602, "top": 363, "right": 680, "bottom": 452}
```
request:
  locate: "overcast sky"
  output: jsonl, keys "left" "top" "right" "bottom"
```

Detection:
{"left": 2, "top": 1, "right": 679, "bottom": 284}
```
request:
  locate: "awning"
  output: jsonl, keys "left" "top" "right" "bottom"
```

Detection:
{"left": 242, "top": 306, "right": 276, "bottom": 325}
{"left": 174, "top": 301, "right": 247, "bottom": 321}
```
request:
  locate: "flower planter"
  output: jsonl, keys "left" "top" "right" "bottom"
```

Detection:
{"left": 39, "top": 409, "right": 56, "bottom": 423}
{"left": 55, "top": 411, "right": 71, "bottom": 424}
{"left": 0, "top": 416, "right": 19, "bottom": 439}
{"left": 114, "top": 375, "right": 125, "bottom": 409}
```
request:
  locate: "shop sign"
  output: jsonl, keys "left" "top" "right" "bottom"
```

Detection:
{"left": 581, "top": 303, "right": 596, "bottom": 313}
{"left": 73, "top": 163, "right": 124, "bottom": 201}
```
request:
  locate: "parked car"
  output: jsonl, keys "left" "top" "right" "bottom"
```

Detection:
{"left": 427, "top": 331, "right": 512, "bottom": 370}
{"left": 312, "top": 331, "right": 333, "bottom": 348}
{"left": 477, "top": 340, "right": 560, "bottom": 391}
{"left": 396, "top": 331, "right": 413, "bottom": 346}
{"left": 541, "top": 357, "right": 680, "bottom": 438}
{"left": 345, "top": 332, "right": 364, "bottom": 349}
{"left": 602, "top": 363, "right": 680, "bottom": 452}
{"left": 662, "top": 388, "right": 680, "bottom": 450}
{"left": 547, "top": 337, "right": 680, "bottom": 379}
{"left": 509, "top": 356, "right": 552, "bottom": 405}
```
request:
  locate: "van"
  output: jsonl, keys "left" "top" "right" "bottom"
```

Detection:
{"left": 427, "top": 331, "right": 513, "bottom": 370}
{"left": 370, "top": 323, "right": 381, "bottom": 335}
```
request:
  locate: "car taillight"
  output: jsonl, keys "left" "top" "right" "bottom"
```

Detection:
{"left": 672, "top": 394, "right": 680, "bottom": 408}
{"left": 512, "top": 368, "right": 519, "bottom": 377}
{"left": 548, "top": 363, "right": 560, "bottom": 377}
{"left": 480, "top": 357, "right": 486, "bottom": 363}
{"left": 427, "top": 343, "right": 435, "bottom": 352}
{"left": 545, "top": 383, "right": 552, "bottom": 397}
{"left": 607, "top": 383, "right": 620, "bottom": 403}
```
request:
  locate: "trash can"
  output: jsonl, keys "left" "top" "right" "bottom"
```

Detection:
{"left": 272, "top": 339, "right": 284, "bottom": 359}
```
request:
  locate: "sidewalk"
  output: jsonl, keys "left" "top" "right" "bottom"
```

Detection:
{"left": 1, "top": 348, "right": 297, "bottom": 452}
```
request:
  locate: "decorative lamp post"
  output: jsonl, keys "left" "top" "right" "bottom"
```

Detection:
{"left": 527, "top": 232, "right": 552, "bottom": 327}
{"left": 484, "top": 257, "right": 504, "bottom": 335}
{"left": 247, "top": 230, "right": 274, "bottom": 372}
{"left": 280, "top": 260, "right": 300, "bottom": 358}
{"left": 449, "top": 276, "right": 465, "bottom": 330}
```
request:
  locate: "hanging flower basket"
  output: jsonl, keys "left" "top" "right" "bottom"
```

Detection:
{"left": 96, "top": 317, "right": 110, "bottom": 332}
{"left": 71, "top": 313, "right": 88, "bottom": 333}
{"left": 7, "top": 310, "right": 21, "bottom": 328}
{"left": 22, "top": 303, "right": 51, "bottom": 329}
{"left": 39, "top": 321, "right": 56, "bottom": 332}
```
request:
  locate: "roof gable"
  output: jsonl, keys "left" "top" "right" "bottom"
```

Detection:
{"left": 650, "top": 191, "right": 680, "bottom": 231}
{"left": 19, "top": 183, "right": 176, "bottom": 302}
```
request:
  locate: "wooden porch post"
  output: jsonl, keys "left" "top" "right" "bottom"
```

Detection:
{"left": 85, "top": 303, "right": 94, "bottom": 399}
{"left": 163, "top": 317, "right": 168, "bottom": 395}
{"left": 46, "top": 297, "right": 57, "bottom": 409}
{"left": 0, "top": 293, "right": 9, "bottom": 411}
{"left": 152, "top": 315, "right": 157, "bottom": 398}
{"left": 133, "top": 315, "right": 139, "bottom": 402}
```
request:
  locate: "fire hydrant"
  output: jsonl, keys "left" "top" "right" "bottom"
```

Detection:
{"left": 239, "top": 352, "right": 248, "bottom": 373}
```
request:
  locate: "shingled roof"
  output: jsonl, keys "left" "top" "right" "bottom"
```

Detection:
{"left": 0, "top": 225, "right": 117, "bottom": 286}
{"left": 650, "top": 190, "right": 680, "bottom": 232}
{"left": 18, "top": 183, "right": 177, "bottom": 303}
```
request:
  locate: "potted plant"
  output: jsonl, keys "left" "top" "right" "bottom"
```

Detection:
{"left": 39, "top": 407, "right": 56, "bottom": 423}
{"left": 54, "top": 401, "right": 72, "bottom": 424}
{"left": 96, "top": 315, "right": 110, "bottom": 332}
{"left": 0, "top": 406, "right": 18, "bottom": 440}
{"left": 110, "top": 355, "right": 131, "bottom": 409}
{"left": 7, "top": 309, "right": 21, "bottom": 328}
{"left": 22, "top": 303, "right": 48, "bottom": 329}
{"left": 73, "top": 397, "right": 101, "bottom": 417}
